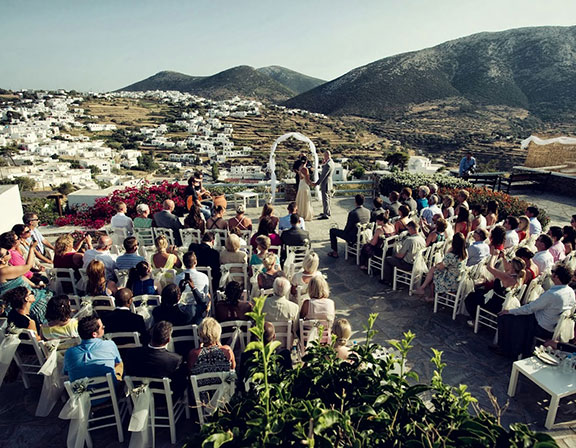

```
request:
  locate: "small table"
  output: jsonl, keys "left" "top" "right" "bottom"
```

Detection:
{"left": 507, "top": 357, "right": 576, "bottom": 429}
{"left": 234, "top": 191, "right": 259, "bottom": 209}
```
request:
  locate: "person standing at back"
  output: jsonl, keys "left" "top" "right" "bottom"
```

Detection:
{"left": 315, "top": 150, "right": 335, "bottom": 220}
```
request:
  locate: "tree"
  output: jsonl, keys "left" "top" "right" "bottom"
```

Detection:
{"left": 0, "top": 176, "right": 36, "bottom": 191}
{"left": 351, "top": 166, "right": 365, "bottom": 179}
{"left": 69, "top": 160, "right": 82, "bottom": 169}
{"left": 136, "top": 153, "right": 159, "bottom": 172}
{"left": 88, "top": 165, "right": 101, "bottom": 178}
{"left": 56, "top": 182, "right": 77, "bottom": 195}
{"left": 386, "top": 152, "right": 410, "bottom": 171}
{"left": 211, "top": 162, "right": 220, "bottom": 181}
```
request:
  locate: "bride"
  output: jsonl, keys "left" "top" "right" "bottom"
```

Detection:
{"left": 295, "top": 157, "right": 314, "bottom": 221}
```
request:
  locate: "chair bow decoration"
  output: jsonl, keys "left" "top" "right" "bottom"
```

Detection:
{"left": 35, "top": 339, "right": 64, "bottom": 417}
{"left": 219, "top": 266, "right": 231, "bottom": 289}
{"left": 74, "top": 301, "right": 94, "bottom": 320}
{"left": 502, "top": 290, "right": 521, "bottom": 311}
{"left": 411, "top": 252, "right": 429, "bottom": 282}
{"left": 58, "top": 378, "right": 92, "bottom": 448}
{"left": 208, "top": 371, "right": 237, "bottom": 413}
{"left": 134, "top": 303, "right": 153, "bottom": 329}
{"left": 128, "top": 383, "right": 155, "bottom": 448}
{"left": 0, "top": 325, "right": 22, "bottom": 388}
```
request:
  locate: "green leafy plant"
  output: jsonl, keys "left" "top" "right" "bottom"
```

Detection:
{"left": 190, "top": 303, "right": 557, "bottom": 447}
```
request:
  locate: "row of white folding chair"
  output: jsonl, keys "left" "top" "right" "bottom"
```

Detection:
{"left": 189, "top": 371, "right": 236, "bottom": 426}
{"left": 368, "top": 234, "right": 400, "bottom": 280}
{"left": 48, "top": 268, "right": 79, "bottom": 296}
{"left": 345, "top": 222, "right": 372, "bottom": 265}
{"left": 473, "top": 283, "right": 527, "bottom": 338}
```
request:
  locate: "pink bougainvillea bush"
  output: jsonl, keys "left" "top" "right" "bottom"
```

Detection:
{"left": 55, "top": 181, "right": 186, "bottom": 228}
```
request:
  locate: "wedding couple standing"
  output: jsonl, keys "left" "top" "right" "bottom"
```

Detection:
{"left": 295, "top": 150, "right": 335, "bottom": 221}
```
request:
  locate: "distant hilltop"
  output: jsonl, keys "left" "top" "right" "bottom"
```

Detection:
{"left": 285, "top": 26, "right": 576, "bottom": 120}
{"left": 118, "top": 65, "right": 326, "bottom": 103}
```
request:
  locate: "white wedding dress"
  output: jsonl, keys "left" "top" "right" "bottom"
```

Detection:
{"left": 296, "top": 173, "right": 313, "bottom": 221}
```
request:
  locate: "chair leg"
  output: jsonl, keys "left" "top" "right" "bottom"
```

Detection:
{"left": 433, "top": 293, "right": 439, "bottom": 313}
{"left": 474, "top": 308, "right": 480, "bottom": 334}
{"left": 392, "top": 267, "right": 397, "bottom": 291}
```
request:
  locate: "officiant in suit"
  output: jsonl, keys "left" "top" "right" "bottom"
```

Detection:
{"left": 315, "top": 150, "right": 335, "bottom": 219}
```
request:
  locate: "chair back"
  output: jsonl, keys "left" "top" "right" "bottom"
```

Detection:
{"left": 299, "top": 319, "right": 331, "bottom": 354}
{"left": 13, "top": 329, "right": 48, "bottom": 388}
{"left": 179, "top": 228, "right": 201, "bottom": 248}
{"left": 105, "top": 331, "right": 142, "bottom": 349}
{"left": 48, "top": 268, "right": 79, "bottom": 295}
{"left": 108, "top": 227, "right": 129, "bottom": 247}
{"left": 283, "top": 245, "right": 311, "bottom": 278}
{"left": 211, "top": 229, "right": 229, "bottom": 249}
{"left": 270, "top": 320, "right": 293, "bottom": 350}
{"left": 134, "top": 227, "right": 155, "bottom": 247}
{"left": 220, "top": 320, "right": 251, "bottom": 353}
{"left": 153, "top": 228, "right": 176, "bottom": 247}
{"left": 552, "top": 306, "right": 576, "bottom": 343}
{"left": 132, "top": 294, "right": 161, "bottom": 308}
{"left": 168, "top": 324, "right": 199, "bottom": 355}
{"left": 87, "top": 295, "right": 116, "bottom": 313}
{"left": 189, "top": 371, "right": 236, "bottom": 425}
{"left": 114, "top": 269, "right": 130, "bottom": 289}
{"left": 220, "top": 263, "right": 249, "bottom": 289}
{"left": 195, "top": 266, "right": 214, "bottom": 303}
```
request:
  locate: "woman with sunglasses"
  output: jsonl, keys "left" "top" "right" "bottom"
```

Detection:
{"left": 3, "top": 286, "right": 41, "bottom": 340}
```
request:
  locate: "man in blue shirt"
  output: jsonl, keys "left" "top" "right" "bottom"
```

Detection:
{"left": 115, "top": 236, "right": 145, "bottom": 270}
{"left": 64, "top": 315, "right": 123, "bottom": 381}
{"left": 278, "top": 201, "right": 306, "bottom": 231}
{"left": 459, "top": 152, "right": 476, "bottom": 177}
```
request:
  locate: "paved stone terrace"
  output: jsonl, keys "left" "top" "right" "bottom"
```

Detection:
{"left": 1, "top": 191, "right": 576, "bottom": 447}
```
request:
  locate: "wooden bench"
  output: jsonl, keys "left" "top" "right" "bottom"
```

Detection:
{"left": 498, "top": 172, "right": 551, "bottom": 194}
{"left": 463, "top": 173, "right": 502, "bottom": 190}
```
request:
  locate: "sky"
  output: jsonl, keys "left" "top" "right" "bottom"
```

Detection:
{"left": 1, "top": 0, "right": 575, "bottom": 92}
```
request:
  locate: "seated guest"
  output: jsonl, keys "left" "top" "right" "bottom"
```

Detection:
{"left": 526, "top": 206, "right": 542, "bottom": 237}
{"left": 219, "top": 234, "right": 248, "bottom": 288}
{"left": 382, "top": 221, "right": 426, "bottom": 285}
{"left": 23, "top": 212, "right": 54, "bottom": 265}
{"left": 259, "top": 203, "right": 279, "bottom": 230}
{"left": 86, "top": 259, "right": 117, "bottom": 297}
{"left": 54, "top": 234, "right": 89, "bottom": 270}
{"left": 82, "top": 235, "right": 117, "bottom": 280}
{"left": 124, "top": 321, "right": 188, "bottom": 398}
{"left": 127, "top": 261, "right": 158, "bottom": 295}
{"left": 532, "top": 234, "right": 554, "bottom": 275}
{"left": 420, "top": 194, "right": 442, "bottom": 226}
{"left": 489, "top": 225, "right": 506, "bottom": 252}
{"left": 359, "top": 214, "right": 395, "bottom": 271}
{"left": 485, "top": 200, "right": 499, "bottom": 228}
{"left": 228, "top": 204, "right": 252, "bottom": 232}
{"left": 280, "top": 214, "right": 310, "bottom": 247}
{"left": 64, "top": 314, "right": 123, "bottom": 382}
{"left": 385, "top": 191, "right": 401, "bottom": 218}
{"left": 467, "top": 228, "right": 490, "bottom": 266}
{"left": 494, "top": 265, "right": 575, "bottom": 358}
{"left": 441, "top": 195, "right": 455, "bottom": 219}
{"left": 394, "top": 205, "right": 411, "bottom": 234}
{"left": 563, "top": 226, "right": 576, "bottom": 255}
{"left": 370, "top": 197, "right": 386, "bottom": 223}
{"left": 102, "top": 288, "right": 148, "bottom": 344}
{"left": 188, "top": 317, "right": 236, "bottom": 375}
{"left": 327, "top": 194, "right": 370, "bottom": 258}
{"left": 504, "top": 216, "right": 520, "bottom": 249}
{"left": 215, "top": 281, "right": 253, "bottom": 322}
{"left": 250, "top": 216, "right": 281, "bottom": 251}
{"left": 454, "top": 189, "right": 470, "bottom": 215}
{"left": 279, "top": 202, "right": 306, "bottom": 231}
{"left": 516, "top": 216, "right": 530, "bottom": 242}
{"left": 290, "top": 252, "right": 321, "bottom": 299}
{"left": 257, "top": 253, "right": 286, "bottom": 290}
{"left": 110, "top": 201, "right": 134, "bottom": 236}
{"left": 133, "top": 204, "right": 153, "bottom": 229}
{"left": 454, "top": 207, "right": 470, "bottom": 237}
{"left": 548, "top": 226, "right": 566, "bottom": 262}
{"left": 189, "top": 232, "right": 221, "bottom": 292}
{"left": 4, "top": 286, "right": 40, "bottom": 339}
{"left": 41, "top": 295, "right": 78, "bottom": 343}
{"left": 183, "top": 205, "right": 206, "bottom": 234}
{"left": 2, "top": 230, "right": 34, "bottom": 283}
{"left": 115, "top": 237, "right": 145, "bottom": 270}
{"left": 153, "top": 284, "right": 207, "bottom": 326}
{"left": 464, "top": 255, "right": 526, "bottom": 325}
{"left": 415, "top": 232, "right": 467, "bottom": 301}
{"left": 206, "top": 205, "right": 227, "bottom": 230}
{"left": 516, "top": 247, "right": 538, "bottom": 284}
{"left": 470, "top": 204, "right": 487, "bottom": 231}
{"left": 400, "top": 187, "right": 417, "bottom": 212}
{"left": 416, "top": 186, "right": 430, "bottom": 213}
{"left": 333, "top": 318, "right": 352, "bottom": 361}
{"left": 12, "top": 225, "right": 48, "bottom": 284}
{"left": 184, "top": 175, "right": 211, "bottom": 220}
{"left": 300, "top": 276, "right": 335, "bottom": 331}
{"left": 425, "top": 217, "right": 447, "bottom": 247}
{"left": 175, "top": 252, "right": 210, "bottom": 302}
{"left": 151, "top": 235, "right": 182, "bottom": 269}
{"left": 262, "top": 277, "right": 299, "bottom": 322}
{"left": 153, "top": 199, "right": 184, "bottom": 246}
{"left": 249, "top": 235, "right": 280, "bottom": 271}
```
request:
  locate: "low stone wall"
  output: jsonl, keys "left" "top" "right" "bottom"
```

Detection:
{"left": 512, "top": 166, "right": 576, "bottom": 196}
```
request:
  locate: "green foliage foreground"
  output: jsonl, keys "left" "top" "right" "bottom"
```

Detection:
{"left": 191, "top": 297, "right": 557, "bottom": 448}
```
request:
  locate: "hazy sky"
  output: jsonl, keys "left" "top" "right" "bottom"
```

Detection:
{"left": 1, "top": 0, "right": 575, "bottom": 92}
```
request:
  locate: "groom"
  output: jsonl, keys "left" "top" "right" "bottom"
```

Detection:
{"left": 315, "top": 150, "right": 335, "bottom": 220}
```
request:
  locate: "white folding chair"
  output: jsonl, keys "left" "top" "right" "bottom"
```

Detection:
{"left": 48, "top": 268, "right": 79, "bottom": 295}
{"left": 299, "top": 319, "right": 331, "bottom": 355}
{"left": 392, "top": 249, "right": 427, "bottom": 296}
{"left": 195, "top": 266, "right": 214, "bottom": 302}
{"left": 132, "top": 294, "right": 161, "bottom": 308}
{"left": 124, "top": 376, "right": 190, "bottom": 444}
{"left": 62, "top": 373, "right": 125, "bottom": 445}
{"left": 87, "top": 295, "right": 116, "bottom": 313}
{"left": 154, "top": 228, "right": 176, "bottom": 247}
{"left": 134, "top": 227, "right": 155, "bottom": 247}
{"left": 108, "top": 227, "right": 129, "bottom": 247}
{"left": 259, "top": 288, "right": 274, "bottom": 297}
{"left": 13, "top": 329, "right": 48, "bottom": 389}
{"left": 168, "top": 324, "right": 199, "bottom": 354}
{"left": 474, "top": 285, "right": 526, "bottom": 338}
{"left": 345, "top": 223, "right": 371, "bottom": 265}
{"left": 270, "top": 320, "right": 293, "bottom": 350}
{"left": 114, "top": 269, "right": 130, "bottom": 289}
{"left": 189, "top": 371, "right": 236, "bottom": 426}
{"left": 68, "top": 295, "right": 83, "bottom": 315}
{"left": 220, "top": 320, "right": 251, "bottom": 354}
{"left": 552, "top": 306, "right": 576, "bottom": 343}
{"left": 426, "top": 240, "right": 446, "bottom": 268}
{"left": 368, "top": 234, "right": 399, "bottom": 280}
{"left": 220, "top": 263, "right": 249, "bottom": 289}
{"left": 105, "top": 331, "right": 142, "bottom": 349}
{"left": 179, "top": 228, "right": 202, "bottom": 248}
{"left": 211, "top": 229, "right": 229, "bottom": 249}
{"left": 283, "top": 245, "right": 311, "bottom": 278}
{"left": 269, "top": 244, "right": 282, "bottom": 255}
{"left": 433, "top": 267, "right": 470, "bottom": 320}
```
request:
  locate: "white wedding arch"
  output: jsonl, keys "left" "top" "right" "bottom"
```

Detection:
{"left": 268, "top": 132, "right": 320, "bottom": 203}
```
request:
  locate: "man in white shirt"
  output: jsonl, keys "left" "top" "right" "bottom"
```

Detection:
{"left": 526, "top": 206, "right": 542, "bottom": 237}
{"left": 175, "top": 251, "right": 210, "bottom": 302}
{"left": 382, "top": 221, "right": 426, "bottom": 284}
{"left": 504, "top": 216, "right": 520, "bottom": 249}
{"left": 495, "top": 265, "right": 575, "bottom": 358}
{"left": 279, "top": 201, "right": 306, "bottom": 231}
{"left": 82, "top": 235, "right": 117, "bottom": 280}
{"left": 261, "top": 277, "right": 299, "bottom": 322}
{"left": 23, "top": 212, "right": 54, "bottom": 264}
{"left": 532, "top": 234, "right": 554, "bottom": 275}
{"left": 110, "top": 202, "right": 134, "bottom": 236}
{"left": 548, "top": 226, "right": 566, "bottom": 263}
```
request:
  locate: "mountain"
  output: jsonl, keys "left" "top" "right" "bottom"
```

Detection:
{"left": 257, "top": 66, "right": 325, "bottom": 95}
{"left": 119, "top": 66, "right": 302, "bottom": 102}
{"left": 285, "top": 26, "right": 576, "bottom": 119}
